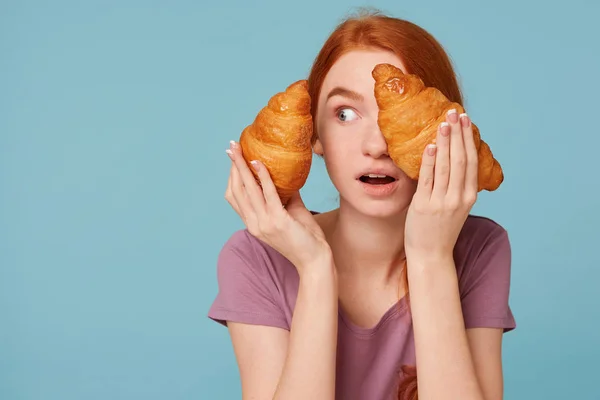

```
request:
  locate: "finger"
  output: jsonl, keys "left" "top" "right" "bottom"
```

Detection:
{"left": 415, "top": 143, "right": 437, "bottom": 201}
{"left": 230, "top": 155, "right": 256, "bottom": 227}
{"left": 229, "top": 141, "right": 267, "bottom": 216}
{"left": 225, "top": 158, "right": 243, "bottom": 217}
{"left": 285, "top": 191, "right": 318, "bottom": 232}
{"left": 285, "top": 191, "right": 306, "bottom": 213}
{"left": 224, "top": 156, "right": 234, "bottom": 203}
{"left": 432, "top": 119, "right": 451, "bottom": 198}
{"left": 447, "top": 108, "right": 466, "bottom": 196}
{"left": 249, "top": 160, "right": 283, "bottom": 210}
{"left": 460, "top": 113, "right": 479, "bottom": 196}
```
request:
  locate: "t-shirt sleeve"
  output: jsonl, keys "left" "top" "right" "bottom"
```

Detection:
{"left": 207, "top": 230, "right": 289, "bottom": 330}
{"left": 459, "top": 226, "right": 516, "bottom": 332}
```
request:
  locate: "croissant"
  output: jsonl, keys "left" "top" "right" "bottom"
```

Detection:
{"left": 239, "top": 80, "right": 313, "bottom": 205}
{"left": 372, "top": 63, "right": 504, "bottom": 192}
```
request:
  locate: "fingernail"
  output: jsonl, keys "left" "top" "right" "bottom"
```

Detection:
{"left": 459, "top": 113, "right": 470, "bottom": 127}
{"left": 250, "top": 160, "right": 260, "bottom": 171}
{"left": 229, "top": 140, "right": 237, "bottom": 149}
{"left": 427, "top": 144, "right": 437, "bottom": 156}
{"left": 225, "top": 149, "right": 233, "bottom": 158}
{"left": 440, "top": 122, "right": 450, "bottom": 136}
{"left": 447, "top": 109, "right": 458, "bottom": 123}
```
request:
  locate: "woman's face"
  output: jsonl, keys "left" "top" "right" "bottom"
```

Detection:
{"left": 314, "top": 48, "right": 417, "bottom": 218}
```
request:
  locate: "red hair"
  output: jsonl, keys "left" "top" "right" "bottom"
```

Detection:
{"left": 306, "top": 8, "right": 466, "bottom": 400}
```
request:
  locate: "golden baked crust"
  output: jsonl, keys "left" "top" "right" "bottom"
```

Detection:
{"left": 239, "top": 80, "right": 313, "bottom": 204}
{"left": 372, "top": 63, "right": 503, "bottom": 192}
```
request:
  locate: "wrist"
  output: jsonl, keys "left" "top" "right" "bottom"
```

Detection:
{"left": 406, "top": 251, "right": 455, "bottom": 274}
{"left": 405, "top": 255, "right": 460, "bottom": 301}
{"left": 297, "top": 250, "right": 337, "bottom": 281}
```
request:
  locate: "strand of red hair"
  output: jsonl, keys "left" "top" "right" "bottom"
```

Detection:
{"left": 306, "top": 8, "right": 465, "bottom": 400}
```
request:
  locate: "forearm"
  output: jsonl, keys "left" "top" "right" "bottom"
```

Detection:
{"left": 273, "top": 255, "right": 338, "bottom": 400}
{"left": 407, "top": 254, "right": 483, "bottom": 400}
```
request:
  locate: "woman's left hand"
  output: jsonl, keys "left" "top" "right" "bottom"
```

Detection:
{"left": 404, "top": 109, "right": 478, "bottom": 261}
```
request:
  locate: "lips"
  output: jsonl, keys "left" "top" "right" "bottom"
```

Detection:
{"left": 356, "top": 168, "right": 399, "bottom": 184}
{"left": 359, "top": 174, "right": 396, "bottom": 184}
{"left": 357, "top": 172, "right": 399, "bottom": 197}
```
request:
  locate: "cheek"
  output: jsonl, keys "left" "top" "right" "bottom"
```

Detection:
{"left": 320, "top": 127, "right": 359, "bottom": 170}
{"left": 319, "top": 119, "right": 361, "bottom": 152}
{"left": 396, "top": 172, "right": 419, "bottom": 200}
{"left": 317, "top": 128, "right": 356, "bottom": 183}
{"left": 322, "top": 142, "right": 350, "bottom": 176}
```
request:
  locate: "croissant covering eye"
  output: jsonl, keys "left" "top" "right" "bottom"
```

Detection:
{"left": 372, "top": 63, "right": 504, "bottom": 192}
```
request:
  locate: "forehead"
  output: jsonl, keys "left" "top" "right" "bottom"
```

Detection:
{"left": 320, "top": 49, "right": 407, "bottom": 97}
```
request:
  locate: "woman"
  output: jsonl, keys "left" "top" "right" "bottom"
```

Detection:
{"left": 208, "top": 10, "right": 516, "bottom": 400}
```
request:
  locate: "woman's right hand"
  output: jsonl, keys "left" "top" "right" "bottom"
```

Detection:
{"left": 225, "top": 140, "right": 332, "bottom": 273}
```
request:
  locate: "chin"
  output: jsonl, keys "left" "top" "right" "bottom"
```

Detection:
{"left": 353, "top": 200, "right": 408, "bottom": 219}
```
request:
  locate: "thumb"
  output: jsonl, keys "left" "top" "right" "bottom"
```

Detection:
{"left": 284, "top": 191, "right": 306, "bottom": 212}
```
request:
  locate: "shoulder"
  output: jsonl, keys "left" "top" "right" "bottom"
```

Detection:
{"left": 215, "top": 229, "right": 260, "bottom": 277}
{"left": 219, "top": 229, "right": 259, "bottom": 259}
{"left": 218, "top": 229, "right": 297, "bottom": 276}
{"left": 460, "top": 214, "right": 508, "bottom": 244}
{"left": 209, "top": 229, "right": 299, "bottom": 330}
{"left": 454, "top": 214, "right": 512, "bottom": 284}
{"left": 455, "top": 214, "right": 510, "bottom": 261}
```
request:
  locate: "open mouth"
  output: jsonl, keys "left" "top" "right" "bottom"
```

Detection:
{"left": 358, "top": 174, "right": 397, "bottom": 185}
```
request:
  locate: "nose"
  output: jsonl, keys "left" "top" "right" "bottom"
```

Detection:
{"left": 361, "top": 121, "right": 389, "bottom": 159}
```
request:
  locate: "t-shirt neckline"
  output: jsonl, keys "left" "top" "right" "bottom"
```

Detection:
{"left": 337, "top": 295, "right": 409, "bottom": 338}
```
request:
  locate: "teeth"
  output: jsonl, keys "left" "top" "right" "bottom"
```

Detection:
{"left": 367, "top": 174, "right": 387, "bottom": 178}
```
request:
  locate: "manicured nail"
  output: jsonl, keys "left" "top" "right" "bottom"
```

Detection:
{"left": 440, "top": 122, "right": 450, "bottom": 136}
{"left": 225, "top": 149, "right": 233, "bottom": 158}
{"left": 229, "top": 140, "right": 237, "bottom": 149}
{"left": 250, "top": 160, "right": 260, "bottom": 171}
{"left": 447, "top": 108, "right": 458, "bottom": 123}
{"left": 427, "top": 144, "right": 437, "bottom": 156}
{"left": 459, "top": 113, "right": 470, "bottom": 127}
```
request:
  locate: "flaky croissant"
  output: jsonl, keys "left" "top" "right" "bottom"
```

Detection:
{"left": 372, "top": 63, "right": 504, "bottom": 192}
{"left": 239, "top": 80, "right": 313, "bottom": 205}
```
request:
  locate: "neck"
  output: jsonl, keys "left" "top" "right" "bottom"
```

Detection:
{"left": 326, "top": 201, "right": 407, "bottom": 281}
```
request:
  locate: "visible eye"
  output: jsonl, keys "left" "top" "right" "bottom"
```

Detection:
{"left": 336, "top": 107, "right": 358, "bottom": 122}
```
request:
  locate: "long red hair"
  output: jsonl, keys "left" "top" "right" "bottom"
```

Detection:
{"left": 306, "top": 8, "right": 465, "bottom": 400}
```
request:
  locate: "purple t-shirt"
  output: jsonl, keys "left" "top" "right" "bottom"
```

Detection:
{"left": 208, "top": 214, "right": 516, "bottom": 399}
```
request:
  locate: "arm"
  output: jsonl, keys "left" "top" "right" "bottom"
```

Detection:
{"left": 404, "top": 112, "right": 513, "bottom": 400}
{"left": 222, "top": 141, "right": 340, "bottom": 399}
{"left": 407, "top": 255, "right": 504, "bottom": 400}
{"left": 228, "top": 255, "right": 338, "bottom": 400}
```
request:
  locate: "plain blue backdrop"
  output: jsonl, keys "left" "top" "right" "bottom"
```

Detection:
{"left": 2, "top": 0, "right": 599, "bottom": 399}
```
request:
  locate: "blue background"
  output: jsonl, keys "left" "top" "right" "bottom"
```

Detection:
{"left": 2, "top": 0, "right": 598, "bottom": 399}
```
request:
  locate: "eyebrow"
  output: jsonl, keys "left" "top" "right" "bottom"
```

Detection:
{"left": 326, "top": 86, "right": 364, "bottom": 102}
